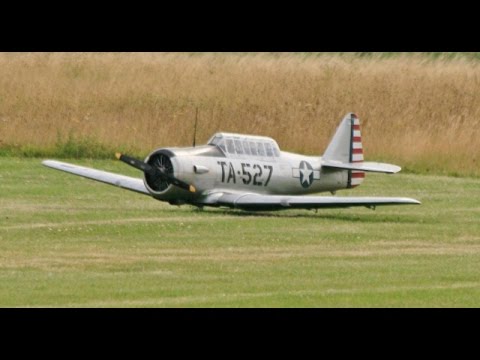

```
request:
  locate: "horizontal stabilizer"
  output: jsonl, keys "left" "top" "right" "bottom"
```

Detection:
{"left": 322, "top": 160, "right": 401, "bottom": 174}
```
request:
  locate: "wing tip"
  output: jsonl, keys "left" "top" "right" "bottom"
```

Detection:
{"left": 400, "top": 198, "right": 421, "bottom": 205}
{"left": 42, "top": 159, "right": 58, "bottom": 167}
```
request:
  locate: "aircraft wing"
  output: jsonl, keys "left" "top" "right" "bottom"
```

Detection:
{"left": 42, "top": 160, "right": 150, "bottom": 195}
{"left": 199, "top": 191, "right": 420, "bottom": 210}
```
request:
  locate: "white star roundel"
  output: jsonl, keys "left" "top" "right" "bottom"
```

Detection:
{"left": 299, "top": 161, "right": 314, "bottom": 187}
{"left": 292, "top": 161, "right": 320, "bottom": 188}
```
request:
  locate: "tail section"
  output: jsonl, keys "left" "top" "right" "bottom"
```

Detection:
{"left": 322, "top": 113, "right": 365, "bottom": 188}
{"left": 322, "top": 113, "right": 402, "bottom": 188}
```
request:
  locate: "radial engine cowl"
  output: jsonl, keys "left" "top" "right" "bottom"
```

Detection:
{"left": 143, "top": 150, "right": 174, "bottom": 193}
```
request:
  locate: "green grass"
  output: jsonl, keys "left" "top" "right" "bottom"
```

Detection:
{"left": 1, "top": 157, "right": 480, "bottom": 307}
{"left": 0, "top": 135, "right": 137, "bottom": 160}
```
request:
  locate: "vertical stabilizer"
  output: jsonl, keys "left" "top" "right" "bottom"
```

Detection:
{"left": 323, "top": 113, "right": 365, "bottom": 188}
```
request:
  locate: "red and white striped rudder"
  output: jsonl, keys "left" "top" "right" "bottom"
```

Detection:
{"left": 322, "top": 112, "right": 366, "bottom": 189}
{"left": 350, "top": 113, "right": 365, "bottom": 188}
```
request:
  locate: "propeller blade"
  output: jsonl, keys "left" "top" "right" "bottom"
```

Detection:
{"left": 116, "top": 153, "right": 154, "bottom": 174}
{"left": 115, "top": 153, "right": 196, "bottom": 193}
{"left": 160, "top": 171, "right": 196, "bottom": 193}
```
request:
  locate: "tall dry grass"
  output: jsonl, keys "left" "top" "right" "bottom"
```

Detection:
{"left": 0, "top": 52, "right": 479, "bottom": 176}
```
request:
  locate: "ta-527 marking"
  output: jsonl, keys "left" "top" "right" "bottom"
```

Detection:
{"left": 43, "top": 113, "right": 420, "bottom": 211}
{"left": 217, "top": 161, "right": 273, "bottom": 186}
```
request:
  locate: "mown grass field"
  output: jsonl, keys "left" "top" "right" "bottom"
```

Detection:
{"left": 1, "top": 158, "right": 479, "bottom": 307}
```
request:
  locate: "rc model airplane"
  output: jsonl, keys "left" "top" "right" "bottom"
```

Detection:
{"left": 43, "top": 113, "right": 420, "bottom": 211}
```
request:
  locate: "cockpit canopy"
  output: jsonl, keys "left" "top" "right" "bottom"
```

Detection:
{"left": 207, "top": 132, "right": 281, "bottom": 159}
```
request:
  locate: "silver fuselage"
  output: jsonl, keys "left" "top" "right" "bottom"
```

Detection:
{"left": 145, "top": 145, "right": 349, "bottom": 204}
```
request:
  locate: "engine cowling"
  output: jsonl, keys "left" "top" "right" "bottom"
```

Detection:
{"left": 142, "top": 147, "right": 207, "bottom": 206}
{"left": 142, "top": 149, "right": 195, "bottom": 205}
{"left": 143, "top": 150, "right": 174, "bottom": 194}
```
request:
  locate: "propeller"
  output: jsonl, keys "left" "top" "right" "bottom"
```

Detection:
{"left": 115, "top": 153, "right": 196, "bottom": 193}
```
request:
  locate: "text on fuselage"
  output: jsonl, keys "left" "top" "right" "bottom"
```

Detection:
{"left": 217, "top": 161, "right": 273, "bottom": 186}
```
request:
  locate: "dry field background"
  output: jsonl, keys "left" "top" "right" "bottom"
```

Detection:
{"left": 0, "top": 52, "right": 479, "bottom": 176}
